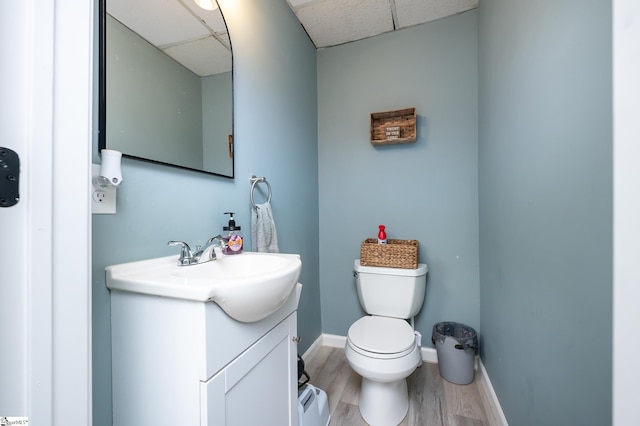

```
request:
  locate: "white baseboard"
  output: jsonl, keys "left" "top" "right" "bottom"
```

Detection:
{"left": 302, "top": 333, "right": 507, "bottom": 425}
{"left": 306, "top": 333, "right": 438, "bottom": 364}
{"left": 319, "top": 333, "right": 345, "bottom": 348}
{"left": 421, "top": 346, "right": 438, "bottom": 364}
{"left": 478, "top": 358, "right": 508, "bottom": 425}
{"left": 301, "top": 333, "right": 326, "bottom": 361}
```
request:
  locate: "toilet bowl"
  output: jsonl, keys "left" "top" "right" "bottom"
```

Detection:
{"left": 345, "top": 316, "right": 421, "bottom": 426}
{"left": 345, "top": 260, "right": 428, "bottom": 426}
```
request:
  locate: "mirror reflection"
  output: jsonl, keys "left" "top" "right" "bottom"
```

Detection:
{"left": 99, "top": 0, "right": 234, "bottom": 178}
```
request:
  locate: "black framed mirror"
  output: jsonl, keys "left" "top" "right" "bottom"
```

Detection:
{"left": 98, "top": 0, "right": 234, "bottom": 178}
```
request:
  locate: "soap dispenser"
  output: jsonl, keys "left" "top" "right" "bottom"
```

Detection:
{"left": 223, "top": 212, "right": 243, "bottom": 254}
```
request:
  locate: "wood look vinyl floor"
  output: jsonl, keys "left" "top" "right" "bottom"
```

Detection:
{"left": 303, "top": 346, "right": 498, "bottom": 426}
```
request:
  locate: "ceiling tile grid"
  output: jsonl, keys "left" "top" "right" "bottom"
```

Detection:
{"left": 108, "top": 0, "right": 231, "bottom": 77}
{"left": 288, "top": 0, "right": 479, "bottom": 48}
{"left": 109, "top": 0, "right": 479, "bottom": 75}
{"left": 164, "top": 36, "right": 232, "bottom": 76}
{"left": 290, "top": 0, "right": 394, "bottom": 48}
{"left": 109, "top": 0, "right": 208, "bottom": 47}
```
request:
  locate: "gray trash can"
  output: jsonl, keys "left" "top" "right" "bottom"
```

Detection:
{"left": 432, "top": 322, "right": 478, "bottom": 385}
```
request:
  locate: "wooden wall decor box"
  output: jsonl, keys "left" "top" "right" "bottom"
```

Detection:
{"left": 370, "top": 107, "right": 417, "bottom": 145}
{"left": 360, "top": 238, "right": 419, "bottom": 269}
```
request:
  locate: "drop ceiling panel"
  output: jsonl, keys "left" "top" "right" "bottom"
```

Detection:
{"left": 287, "top": 0, "right": 478, "bottom": 48}
{"left": 107, "top": 0, "right": 231, "bottom": 77}
{"left": 164, "top": 36, "right": 232, "bottom": 76}
{"left": 394, "top": 0, "right": 478, "bottom": 28}
{"left": 293, "top": 0, "right": 394, "bottom": 48}
{"left": 181, "top": 1, "right": 229, "bottom": 35}
{"left": 108, "top": 0, "right": 209, "bottom": 46}
{"left": 108, "top": 0, "right": 478, "bottom": 75}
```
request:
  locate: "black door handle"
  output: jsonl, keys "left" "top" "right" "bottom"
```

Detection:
{"left": 0, "top": 147, "right": 20, "bottom": 207}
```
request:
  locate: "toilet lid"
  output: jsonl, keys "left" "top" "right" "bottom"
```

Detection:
{"left": 347, "top": 316, "right": 416, "bottom": 355}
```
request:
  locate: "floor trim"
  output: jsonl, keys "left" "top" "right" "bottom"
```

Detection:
{"left": 303, "top": 333, "right": 507, "bottom": 425}
{"left": 478, "top": 359, "right": 509, "bottom": 425}
{"left": 306, "top": 333, "right": 439, "bottom": 364}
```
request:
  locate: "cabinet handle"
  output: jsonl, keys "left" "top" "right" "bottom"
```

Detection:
{"left": 292, "top": 336, "right": 301, "bottom": 344}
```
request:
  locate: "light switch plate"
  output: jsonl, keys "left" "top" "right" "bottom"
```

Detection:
{"left": 91, "top": 164, "right": 117, "bottom": 214}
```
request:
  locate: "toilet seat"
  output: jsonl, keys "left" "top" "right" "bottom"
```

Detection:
{"left": 347, "top": 316, "right": 416, "bottom": 359}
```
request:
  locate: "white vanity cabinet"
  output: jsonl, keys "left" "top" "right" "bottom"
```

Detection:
{"left": 201, "top": 312, "right": 297, "bottom": 425}
{"left": 110, "top": 283, "right": 301, "bottom": 425}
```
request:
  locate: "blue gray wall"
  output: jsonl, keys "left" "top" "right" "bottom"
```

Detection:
{"left": 92, "top": 0, "right": 319, "bottom": 424}
{"left": 317, "top": 12, "right": 479, "bottom": 342}
{"left": 478, "top": 1, "right": 612, "bottom": 424}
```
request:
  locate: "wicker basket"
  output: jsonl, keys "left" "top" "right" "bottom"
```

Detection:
{"left": 360, "top": 239, "right": 419, "bottom": 269}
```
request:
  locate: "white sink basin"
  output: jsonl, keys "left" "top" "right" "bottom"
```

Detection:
{"left": 106, "top": 252, "right": 302, "bottom": 322}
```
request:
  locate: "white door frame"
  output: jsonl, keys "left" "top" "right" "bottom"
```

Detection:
{"left": 0, "top": 0, "right": 93, "bottom": 423}
{"left": 48, "top": 0, "right": 94, "bottom": 423}
{"left": 613, "top": 0, "right": 640, "bottom": 424}
{"left": 1, "top": 0, "right": 33, "bottom": 416}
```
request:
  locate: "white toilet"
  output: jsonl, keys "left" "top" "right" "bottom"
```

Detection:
{"left": 345, "top": 259, "right": 428, "bottom": 426}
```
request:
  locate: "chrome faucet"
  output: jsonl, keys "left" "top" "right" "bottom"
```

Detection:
{"left": 168, "top": 235, "right": 227, "bottom": 266}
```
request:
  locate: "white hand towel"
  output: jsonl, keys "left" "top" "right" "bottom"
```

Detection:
{"left": 251, "top": 202, "right": 279, "bottom": 253}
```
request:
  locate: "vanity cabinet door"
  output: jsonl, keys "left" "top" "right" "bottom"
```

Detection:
{"left": 200, "top": 370, "right": 225, "bottom": 425}
{"left": 201, "top": 313, "right": 298, "bottom": 426}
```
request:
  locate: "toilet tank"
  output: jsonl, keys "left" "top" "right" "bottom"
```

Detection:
{"left": 354, "top": 259, "right": 428, "bottom": 319}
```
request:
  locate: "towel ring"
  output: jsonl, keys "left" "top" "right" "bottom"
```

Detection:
{"left": 250, "top": 176, "right": 272, "bottom": 209}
